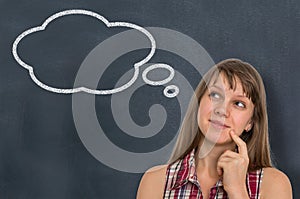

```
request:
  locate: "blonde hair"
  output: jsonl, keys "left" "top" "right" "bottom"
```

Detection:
{"left": 168, "top": 58, "right": 273, "bottom": 171}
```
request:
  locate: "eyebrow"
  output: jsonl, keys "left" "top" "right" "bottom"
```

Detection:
{"left": 209, "top": 85, "right": 248, "bottom": 98}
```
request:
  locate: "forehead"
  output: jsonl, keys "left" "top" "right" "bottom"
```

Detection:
{"left": 208, "top": 73, "right": 245, "bottom": 95}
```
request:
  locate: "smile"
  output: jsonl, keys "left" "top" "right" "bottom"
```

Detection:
{"left": 209, "top": 119, "right": 230, "bottom": 129}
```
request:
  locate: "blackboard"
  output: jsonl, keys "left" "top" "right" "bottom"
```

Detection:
{"left": 1, "top": 0, "right": 299, "bottom": 198}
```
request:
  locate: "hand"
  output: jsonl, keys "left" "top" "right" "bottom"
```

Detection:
{"left": 217, "top": 130, "right": 250, "bottom": 198}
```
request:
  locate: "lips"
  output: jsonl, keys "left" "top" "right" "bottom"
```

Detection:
{"left": 209, "top": 119, "right": 230, "bottom": 129}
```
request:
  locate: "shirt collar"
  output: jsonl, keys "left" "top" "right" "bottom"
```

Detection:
{"left": 170, "top": 148, "right": 223, "bottom": 190}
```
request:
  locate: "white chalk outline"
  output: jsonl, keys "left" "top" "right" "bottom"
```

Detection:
{"left": 142, "top": 63, "right": 174, "bottom": 86}
{"left": 142, "top": 63, "right": 179, "bottom": 98}
{"left": 163, "top": 85, "right": 179, "bottom": 98}
{"left": 12, "top": 9, "right": 157, "bottom": 95}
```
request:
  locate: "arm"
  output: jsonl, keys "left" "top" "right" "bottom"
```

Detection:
{"left": 260, "top": 167, "right": 293, "bottom": 199}
{"left": 136, "top": 165, "right": 168, "bottom": 199}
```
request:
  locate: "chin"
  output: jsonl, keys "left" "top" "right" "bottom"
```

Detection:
{"left": 203, "top": 132, "right": 232, "bottom": 145}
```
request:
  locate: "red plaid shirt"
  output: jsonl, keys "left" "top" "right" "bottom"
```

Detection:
{"left": 163, "top": 149, "right": 263, "bottom": 199}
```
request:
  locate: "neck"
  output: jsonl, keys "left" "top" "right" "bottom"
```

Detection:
{"left": 195, "top": 138, "right": 236, "bottom": 178}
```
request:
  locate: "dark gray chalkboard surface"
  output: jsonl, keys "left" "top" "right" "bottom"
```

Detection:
{"left": 1, "top": 0, "right": 299, "bottom": 198}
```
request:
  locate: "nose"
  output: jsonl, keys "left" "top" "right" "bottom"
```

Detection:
{"left": 214, "top": 103, "right": 229, "bottom": 117}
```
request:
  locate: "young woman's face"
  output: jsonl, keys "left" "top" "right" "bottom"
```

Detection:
{"left": 197, "top": 73, "right": 254, "bottom": 144}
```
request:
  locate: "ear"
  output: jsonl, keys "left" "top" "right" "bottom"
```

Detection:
{"left": 244, "top": 120, "right": 253, "bottom": 132}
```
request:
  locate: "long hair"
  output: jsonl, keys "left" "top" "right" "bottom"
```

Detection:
{"left": 168, "top": 58, "right": 273, "bottom": 171}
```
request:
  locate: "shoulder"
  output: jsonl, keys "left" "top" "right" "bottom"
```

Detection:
{"left": 136, "top": 164, "right": 169, "bottom": 199}
{"left": 260, "top": 167, "right": 293, "bottom": 199}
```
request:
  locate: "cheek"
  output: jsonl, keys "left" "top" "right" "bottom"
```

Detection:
{"left": 198, "top": 99, "right": 210, "bottom": 118}
{"left": 197, "top": 98, "right": 213, "bottom": 128}
{"left": 232, "top": 112, "right": 252, "bottom": 134}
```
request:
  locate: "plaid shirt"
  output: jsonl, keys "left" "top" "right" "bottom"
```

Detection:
{"left": 163, "top": 149, "right": 263, "bottom": 199}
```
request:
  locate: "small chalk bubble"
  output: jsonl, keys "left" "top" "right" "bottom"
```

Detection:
{"left": 163, "top": 85, "right": 179, "bottom": 98}
{"left": 142, "top": 63, "right": 174, "bottom": 86}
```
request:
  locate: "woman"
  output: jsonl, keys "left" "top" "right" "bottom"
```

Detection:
{"left": 136, "top": 59, "right": 292, "bottom": 198}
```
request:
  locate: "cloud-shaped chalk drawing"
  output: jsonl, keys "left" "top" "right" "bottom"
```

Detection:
{"left": 12, "top": 9, "right": 179, "bottom": 97}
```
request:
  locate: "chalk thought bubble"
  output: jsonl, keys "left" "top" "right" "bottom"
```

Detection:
{"left": 12, "top": 9, "right": 179, "bottom": 97}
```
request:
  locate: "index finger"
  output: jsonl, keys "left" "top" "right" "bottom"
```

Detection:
{"left": 229, "top": 130, "right": 248, "bottom": 157}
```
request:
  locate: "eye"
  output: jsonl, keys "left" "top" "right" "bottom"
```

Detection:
{"left": 235, "top": 101, "right": 246, "bottom": 108}
{"left": 208, "top": 91, "right": 222, "bottom": 100}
